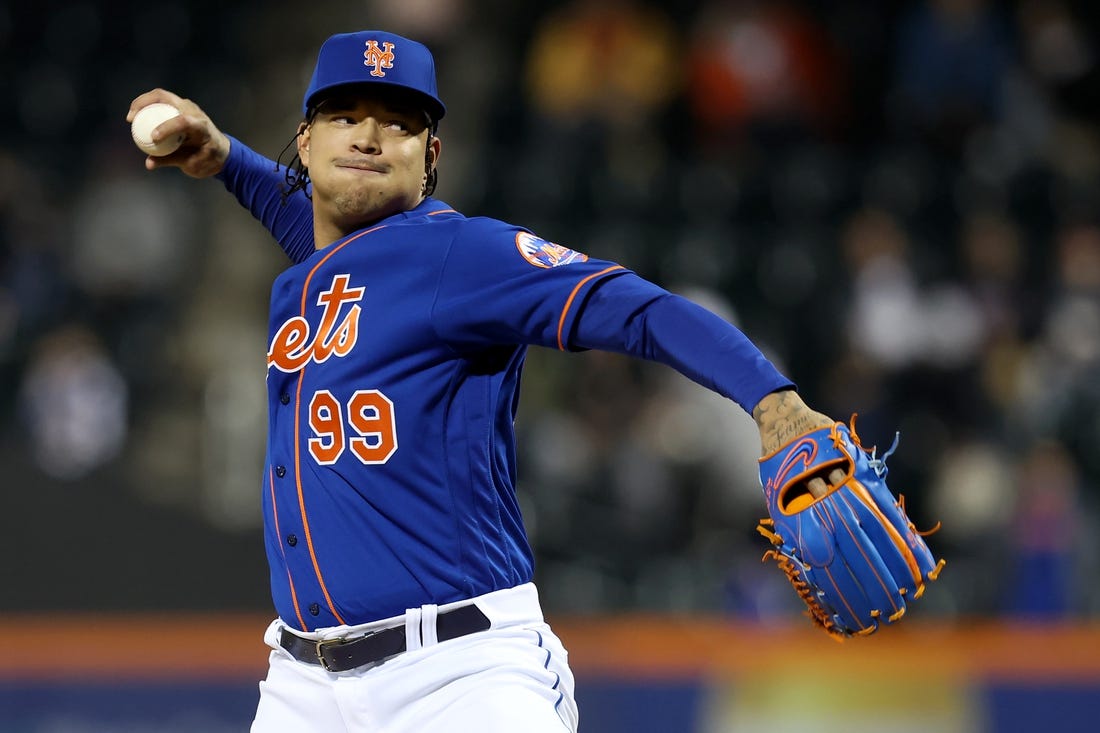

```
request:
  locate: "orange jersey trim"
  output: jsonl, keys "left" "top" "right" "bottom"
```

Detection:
{"left": 269, "top": 466, "right": 307, "bottom": 631}
{"left": 556, "top": 265, "right": 624, "bottom": 350}
{"left": 291, "top": 225, "right": 389, "bottom": 625}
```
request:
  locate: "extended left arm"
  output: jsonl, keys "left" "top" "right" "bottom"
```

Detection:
{"left": 571, "top": 273, "right": 834, "bottom": 460}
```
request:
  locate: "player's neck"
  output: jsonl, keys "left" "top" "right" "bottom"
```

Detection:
{"left": 312, "top": 196, "right": 428, "bottom": 250}
{"left": 312, "top": 212, "right": 391, "bottom": 251}
{"left": 313, "top": 220, "right": 348, "bottom": 250}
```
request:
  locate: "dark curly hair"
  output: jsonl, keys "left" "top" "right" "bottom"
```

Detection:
{"left": 275, "top": 108, "right": 439, "bottom": 202}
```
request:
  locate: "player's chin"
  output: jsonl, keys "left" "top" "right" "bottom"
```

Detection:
{"left": 333, "top": 190, "right": 406, "bottom": 225}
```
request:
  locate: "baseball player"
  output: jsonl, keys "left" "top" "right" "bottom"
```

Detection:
{"left": 128, "top": 30, "right": 840, "bottom": 733}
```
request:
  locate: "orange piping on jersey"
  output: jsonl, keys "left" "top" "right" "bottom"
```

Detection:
{"left": 290, "top": 224, "right": 389, "bottom": 626}
{"left": 556, "top": 265, "right": 625, "bottom": 350}
{"left": 428, "top": 209, "right": 456, "bottom": 216}
{"left": 291, "top": 370, "right": 346, "bottom": 624}
{"left": 300, "top": 225, "right": 388, "bottom": 311}
{"left": 269, "top": 466, "right": 307, "bottom": 631}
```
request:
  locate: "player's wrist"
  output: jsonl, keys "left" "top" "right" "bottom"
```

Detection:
{"left": 753, "top": 389, "right": 834, "bottom": 456}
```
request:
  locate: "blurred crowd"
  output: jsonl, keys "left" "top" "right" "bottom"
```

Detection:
{"left": 3, "top": 0, "right": 1099, "bottom": 621}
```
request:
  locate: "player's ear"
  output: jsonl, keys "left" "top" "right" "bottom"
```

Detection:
{"left": 297, "top": 121, "right": 311, "bottom": 166}
{"left": 422, "top": 135, "right": 441, "bottom": 193}
{"left": 425, "top": 135, "right": 441, "bottom": 173}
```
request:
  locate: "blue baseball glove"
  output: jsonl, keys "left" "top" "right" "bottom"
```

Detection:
{"left": 757, "top": 420, "right": 944, "bottom": 639}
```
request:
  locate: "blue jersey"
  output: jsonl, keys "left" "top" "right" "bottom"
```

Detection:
{"left": 218, "top": 138, "right": 792, "bottom": 630}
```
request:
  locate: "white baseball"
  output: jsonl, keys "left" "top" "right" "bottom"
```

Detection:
{"left": 131, "top": 103, "right": 184, "bottom": 156}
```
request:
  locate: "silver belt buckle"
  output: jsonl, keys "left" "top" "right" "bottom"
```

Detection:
{"left": 315, "top": 637, "right": 347, "bottom": 671}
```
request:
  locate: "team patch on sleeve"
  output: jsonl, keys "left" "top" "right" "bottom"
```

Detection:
{"left": 515, "top": 232, "right": 589, "bottom": 269}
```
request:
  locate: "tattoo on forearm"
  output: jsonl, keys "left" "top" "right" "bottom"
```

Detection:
{"left": 754, "top": 391, "right": 832, "bottom": 454}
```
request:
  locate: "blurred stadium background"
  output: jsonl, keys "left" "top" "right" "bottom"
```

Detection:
{"left": 2, "top": 0, "right": 1099, "bottom": 730}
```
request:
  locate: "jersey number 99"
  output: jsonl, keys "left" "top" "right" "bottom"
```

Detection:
{"left": 307, "top": 389, "right": 398, "bottom": 465}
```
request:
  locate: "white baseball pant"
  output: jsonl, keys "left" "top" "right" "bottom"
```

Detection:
{"left": 250, "top": 583, "right": 578, "bottom": 733}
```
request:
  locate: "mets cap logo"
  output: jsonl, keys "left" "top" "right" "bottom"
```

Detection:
{"left": 515, "top": 232, "right": 589, "bottom": 269}
{"left": 364, "top": 40, "right": 395, "bottom": 77}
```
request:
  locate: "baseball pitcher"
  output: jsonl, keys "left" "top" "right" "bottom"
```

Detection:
{"left": 128, "top": 29, "right": 940, "bottom": 733}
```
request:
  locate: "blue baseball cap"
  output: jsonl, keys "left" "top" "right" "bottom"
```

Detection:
{"left": 303, "top": 31, "right": 446, "bottom": 122}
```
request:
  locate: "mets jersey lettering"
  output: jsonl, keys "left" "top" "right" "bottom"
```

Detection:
{"left": 268, "top": 274, "right": 364, "bottom": 372}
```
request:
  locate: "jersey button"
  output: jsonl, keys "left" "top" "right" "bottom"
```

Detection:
{"left": 286, "top": 534, "right": 297, "bottom": 547}
{"left": 275, "top": 465, "right": 287, "bottom": 478}
{"left": 280, "top": 393, "right": 290, "bottom": 405}
{"left": 309, "top": 603, "right": 321, "bottom": 616}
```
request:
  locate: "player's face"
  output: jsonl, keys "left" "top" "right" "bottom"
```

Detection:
{"left": 299, "top": 90, "right": 440, "bottom": 245}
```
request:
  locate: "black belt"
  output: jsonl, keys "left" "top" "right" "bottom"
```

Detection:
{"left": 278, "top": 604, "right": 491, "bottom": 672}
